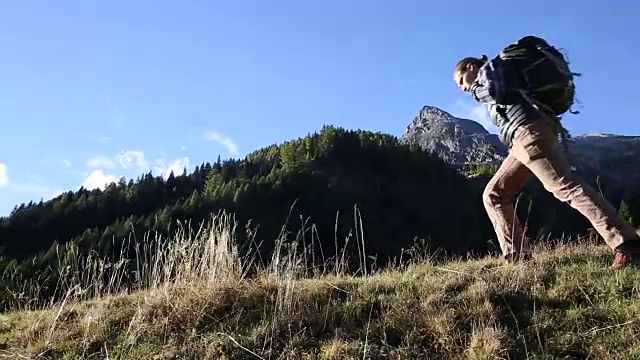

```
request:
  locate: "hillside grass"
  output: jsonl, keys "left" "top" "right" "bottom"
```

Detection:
{"left": 1, "top": 213, "right": 640, "bottom": 359}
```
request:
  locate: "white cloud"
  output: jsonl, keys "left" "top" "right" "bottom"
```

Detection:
{"left": 152, "top": 158, "right": 166, "bottom": 173}
{"left": 164, "top": 157, "right": 189, "bottom": 178}
{"left": 82, "top": 151, "right": 192, "bottom": 190}
{"left": 0, "top": 164, "right": 8, "bottom": 186}
{"left": 203, "top": 130, "right": 239, "bottom": 156}
{"left": 52, "top": 188, "right": 65, "bottom": 198}
{"left": 62, "top": 159, "right": 72, "bottom": 167}
{"left": 452, "top": 98, "right": 499, "bottom": 134}
{"left": 82, "top": 150, "right": 196, "bottom": 190}
{"left": 88, "top": 151, "right": 150, "bottom": 173}
{"left": 82, "top": 170, "right": 118, "bottom": 190}
{"left": 88, "top": 155, "right": 117, "bottom": 169}
{"left": 116, "top": 150, "right": 149, "bottom": 171}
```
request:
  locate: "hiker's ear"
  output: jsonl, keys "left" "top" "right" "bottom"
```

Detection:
{"left": 466, "top": 63, "right": 476, "bottom": 72}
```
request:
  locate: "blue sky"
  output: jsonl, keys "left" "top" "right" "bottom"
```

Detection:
{"left": 1, "top": 1, "right": 638, "bottom": 215}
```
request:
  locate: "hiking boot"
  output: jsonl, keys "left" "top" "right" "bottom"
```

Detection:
{"left": 610, "top": 241, "right": 640, "bottom": 270}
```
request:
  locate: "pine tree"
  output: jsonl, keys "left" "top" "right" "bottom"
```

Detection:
{"left": 619, "top": 200, "right": 635, "bottom": 226}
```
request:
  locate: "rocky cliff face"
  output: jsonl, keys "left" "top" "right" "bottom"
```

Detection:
{"left": 569, "top": 134, "right": 640, "bottom": 186}
{"left": 401, "top": 105, "right": 640, "bottom": 197}
{"left": 400, "top": 106, "right": 508, "bottom": 166}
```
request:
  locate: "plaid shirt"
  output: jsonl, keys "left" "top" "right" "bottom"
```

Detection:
{"left": 470, "top": 56, "right": 512, "bottom": 104}
{"left": 468, "top": 56, "right": 534, "bottom": 145}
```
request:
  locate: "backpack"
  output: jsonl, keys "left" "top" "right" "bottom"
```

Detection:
{"left": 499, "top": 35, "right": 581, "bottom": 116}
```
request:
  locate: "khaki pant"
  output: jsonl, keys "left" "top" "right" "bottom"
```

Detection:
{"left": 483, "top": 115, "right": 639, "bottom": 258}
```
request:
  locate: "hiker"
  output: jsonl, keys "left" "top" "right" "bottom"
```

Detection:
{"left": 453, "top": 35, "right": 640, "bottom": 270}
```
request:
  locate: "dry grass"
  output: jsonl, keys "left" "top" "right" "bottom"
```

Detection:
{"left": 1, "top": 212, "right": 640, "bottom": 359}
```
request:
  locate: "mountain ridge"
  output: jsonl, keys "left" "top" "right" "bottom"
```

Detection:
{"left": 401, "top": 105, "right": 640, "bottom": 190}
{"left": 399, "top": 105, "right": 508, "bottom": 166}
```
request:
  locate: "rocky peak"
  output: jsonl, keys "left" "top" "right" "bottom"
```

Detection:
{"left": 401, "top": 105, "right": 640, "bottom": 198}
{"left": 400, "top": 105, "right": 508, "bottom": 166}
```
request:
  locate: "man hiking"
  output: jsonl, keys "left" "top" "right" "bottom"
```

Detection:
{"left": 453, "top": 35, "right": 640, "bottom": 270}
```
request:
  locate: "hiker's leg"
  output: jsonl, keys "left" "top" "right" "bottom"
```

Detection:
{"left": 511, "top": 116, "right": 640, "bottom": 250}
{"left": 483, "top": 153, "right": 534, "bottom": 259}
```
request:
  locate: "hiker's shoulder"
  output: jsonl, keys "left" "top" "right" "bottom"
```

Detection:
{"left": 477, "top": 55, "right": 508, "bottom": 76}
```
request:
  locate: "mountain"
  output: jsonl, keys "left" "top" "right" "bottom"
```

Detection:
{"left": 399, "top": 106, "right": 508, "bottom": 166}
{"left": 569, "top": 133, "right": 640, "bottom": 187}
{"left": 401, "top": 105, "right": 640, "bottom": 196}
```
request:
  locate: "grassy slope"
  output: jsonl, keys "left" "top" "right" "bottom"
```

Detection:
{"left": 1, "top": 216, "right": 640, "bottom": 360}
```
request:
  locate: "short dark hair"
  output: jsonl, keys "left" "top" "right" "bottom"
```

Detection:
{"left": 454, "top": 55, "right": 488, "bottom": 74}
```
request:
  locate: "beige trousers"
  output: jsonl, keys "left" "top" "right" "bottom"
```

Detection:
{"left": 483, "top": 115, "right": 639, "bottom": 258}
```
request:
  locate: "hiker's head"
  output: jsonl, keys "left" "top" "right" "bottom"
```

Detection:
{"left": 453, "top": 55, "right": 488, "bottom": 92}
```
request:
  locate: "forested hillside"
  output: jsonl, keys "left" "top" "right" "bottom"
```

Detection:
{"left": 0, "top": 126, "right": 496, "bottom": 308}
{"left": 2, "top": 125, "right": 640, "bottom": 310}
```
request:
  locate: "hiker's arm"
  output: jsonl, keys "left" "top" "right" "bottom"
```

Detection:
{"left": 470, "top": 58, "right": 512, "bottom": 104}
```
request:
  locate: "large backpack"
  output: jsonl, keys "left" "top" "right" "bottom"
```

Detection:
{"left": 499, "top": 35, "right": 581, "bottom": 116}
